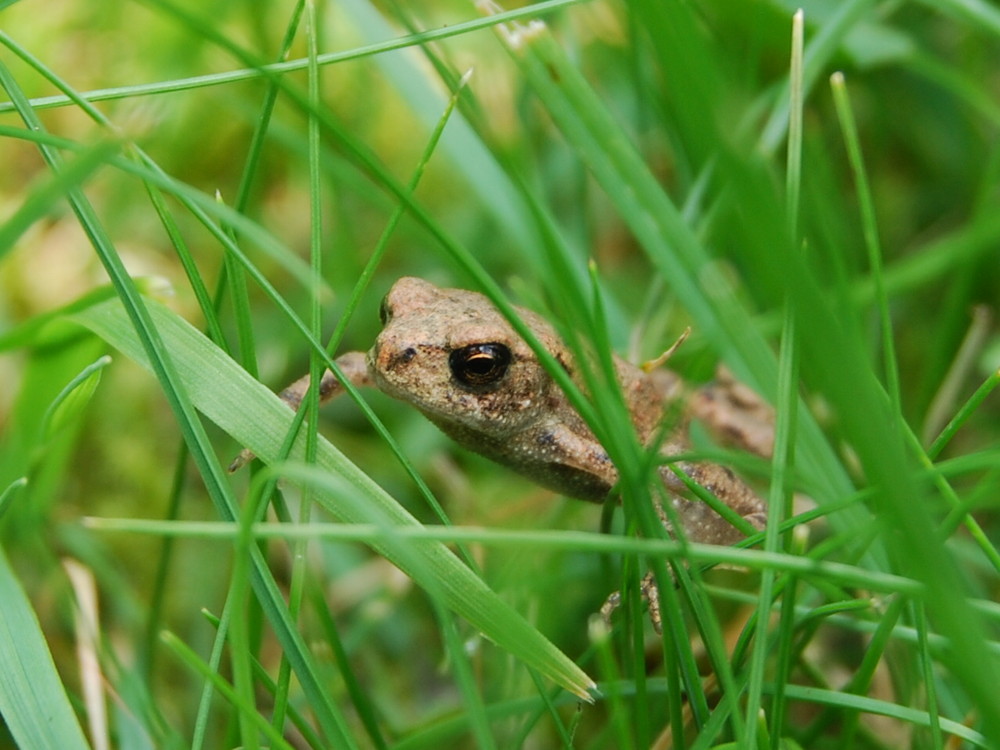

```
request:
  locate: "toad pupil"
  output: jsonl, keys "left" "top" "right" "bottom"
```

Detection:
{"left": 449, "top": 343, "right": 511, "bottom": 386}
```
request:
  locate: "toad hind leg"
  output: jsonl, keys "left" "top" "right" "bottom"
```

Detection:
{"left": 600, "top": 571, "right": 664, "bottom": 633}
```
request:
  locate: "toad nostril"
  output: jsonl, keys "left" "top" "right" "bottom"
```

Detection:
{"left": 387, "top": 347, "right": 417, "bottom": 371}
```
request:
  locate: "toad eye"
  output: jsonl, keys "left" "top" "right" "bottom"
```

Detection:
{"left": 449, "top": 343, "right": 512, "bottom": 388}
{"left": 378, "top": 296, "right": 391, "bottom": 326}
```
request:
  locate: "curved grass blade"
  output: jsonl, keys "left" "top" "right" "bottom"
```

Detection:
{"left": 0, "top": 478, "right": 27, "bottom": 522}
{"left": 41, "top": 355, "right": 111, "bottom": 441}
{"left": 71, "top": 296, "right": 596, "bottom": 701}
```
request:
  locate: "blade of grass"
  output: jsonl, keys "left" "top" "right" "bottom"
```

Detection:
{"left": 39, "top": 355, "right": 111, "bottom": 441}
{"left": 307, "top": 584, "right": 387, "bottom": 750}
{"left": 145, "top": 185, "right": 228, "bottom": 347}
{"left": 243, "top": 624, "right": 328, "bottom": 750}
{"left": 781, "top": 683, "right": 989, "bottom": 748}
{"left": 912, "top": 600, "right": 944, "bottom": 748}
{"left": 313, "top": 71, "right": 478, "bottom": 565}
{"left": 85, "top": 518, "right": 935, "bottom": 607}
{"left": 269, "top": 0, "right": 323, "bottom": 736}
{"left": 778, "top": 156, "right": 1000, "bottom": 746}
{"left": 830, "top": 71, "right": 900, "bottom": 411}
{"left": 230, "top": 458, "right": 268, "bottom": 750}
{"left": 0, "top": 548, "right": 92, "bottom": 750}
{"left": 926, "top": 314, "right": 998, "bottom": 456}
{"left": 749, "top": 9, "right": 804, "bottom": 740}
{"left": 758, "top": 0, "right": 878, "bottom": 155}
{"left": 221, "top": 0, "right": 308, "bottom": 376}
{"left": 823, "top": 70, "right": 1000, "bottom": 736}
{"left": 526, "top": 670, "right": 577, "bottom": 749}
{"left": 138, "top": 441, "right": 187, "bottom": 680}
{"left": 190, "top": 586, "right": 240, "bottom": 749}
{"left": 223, "top": 12, "right": 310, "bottom": 735}
{"left": 591, "top": 618, "right": 635, "bottom": 749}
{"left": 0, "top": 477, "right": 27, "bottom": 522}
{"left": 0, "top": 0, "right": 583, "bottom": 115}
{"left": 160, "top": 632, "right": 295, "bottom": 750}
{"left": 770, "top": 525, "right": 809, "bottom": 749}
{"left": 72, "top": 296, "right": 596, "bottom": 700}
{"left": 219, "top": 191, "right": 257, "bottom": 377}
{"left": 439, "top": 605, "right": 499, "bottom": 750}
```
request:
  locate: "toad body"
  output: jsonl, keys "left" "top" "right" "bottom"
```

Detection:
{"left": 236, "top": 277, "right": 770, "bottom": 548}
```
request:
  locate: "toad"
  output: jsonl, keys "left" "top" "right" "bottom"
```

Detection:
{"left": 232, "top": 277, "right": 774, "bottom": 625}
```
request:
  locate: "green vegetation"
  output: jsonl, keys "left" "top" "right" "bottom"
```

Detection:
{"left": 1, "top": 0, "right": 999, "bottom": 747}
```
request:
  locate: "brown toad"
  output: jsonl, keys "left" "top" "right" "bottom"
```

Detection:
{"left": 232, "top": 277, "right": 773, "bottom": 622}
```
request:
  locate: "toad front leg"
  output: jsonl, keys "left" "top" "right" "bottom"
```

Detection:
{"left": 227, "top": 351, "right": 372, "bottom": 472}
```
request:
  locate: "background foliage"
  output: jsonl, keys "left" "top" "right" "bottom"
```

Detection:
{"left": 1, "top": 0, "right": 999, "bottom": 748}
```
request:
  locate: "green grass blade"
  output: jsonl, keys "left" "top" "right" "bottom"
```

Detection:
{"left": 0, "top": 548, "right": 92, "bottom": 750}
{"left": 144, "top": 185, "right": 228, "bottom": 348}
{"left": 929, "top": 366, "right": 1000, "bottom": 460}
{"left": 913, "top": 600, "right": 944, "bottom": 748}
{"left": 40, "top": 355, "right": 111, "bottom": 441}
{"left": 4, "top": 1, "right": 999, "bottom": 744}
{"left": 780, "top": 683, "right": 990, "bottom": 748}
{"left": 0, "top": 1, "right": 581, "bottom": 115}
{"left": 758, "top": 0, "right": 878, "bottom": 154}
{"left": 307, "top": 585, "right": 386, "bottom": 750}
{"left": 749, "top": 10, "right": 805, "bottom": 738}
{"left": 71, "top": 297, "right": 596, "bottom": 700}
{"left": 160, "top": 632, "right": 295, "bottom": 750}
{"left": 0, "top": 478, "right": 27, "bottom": 522}
{"left": 830, "top": 71, "right": 900, "bottom": 411}
{"left": 266, "top": 0, "right": 322, "bottom": 736}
